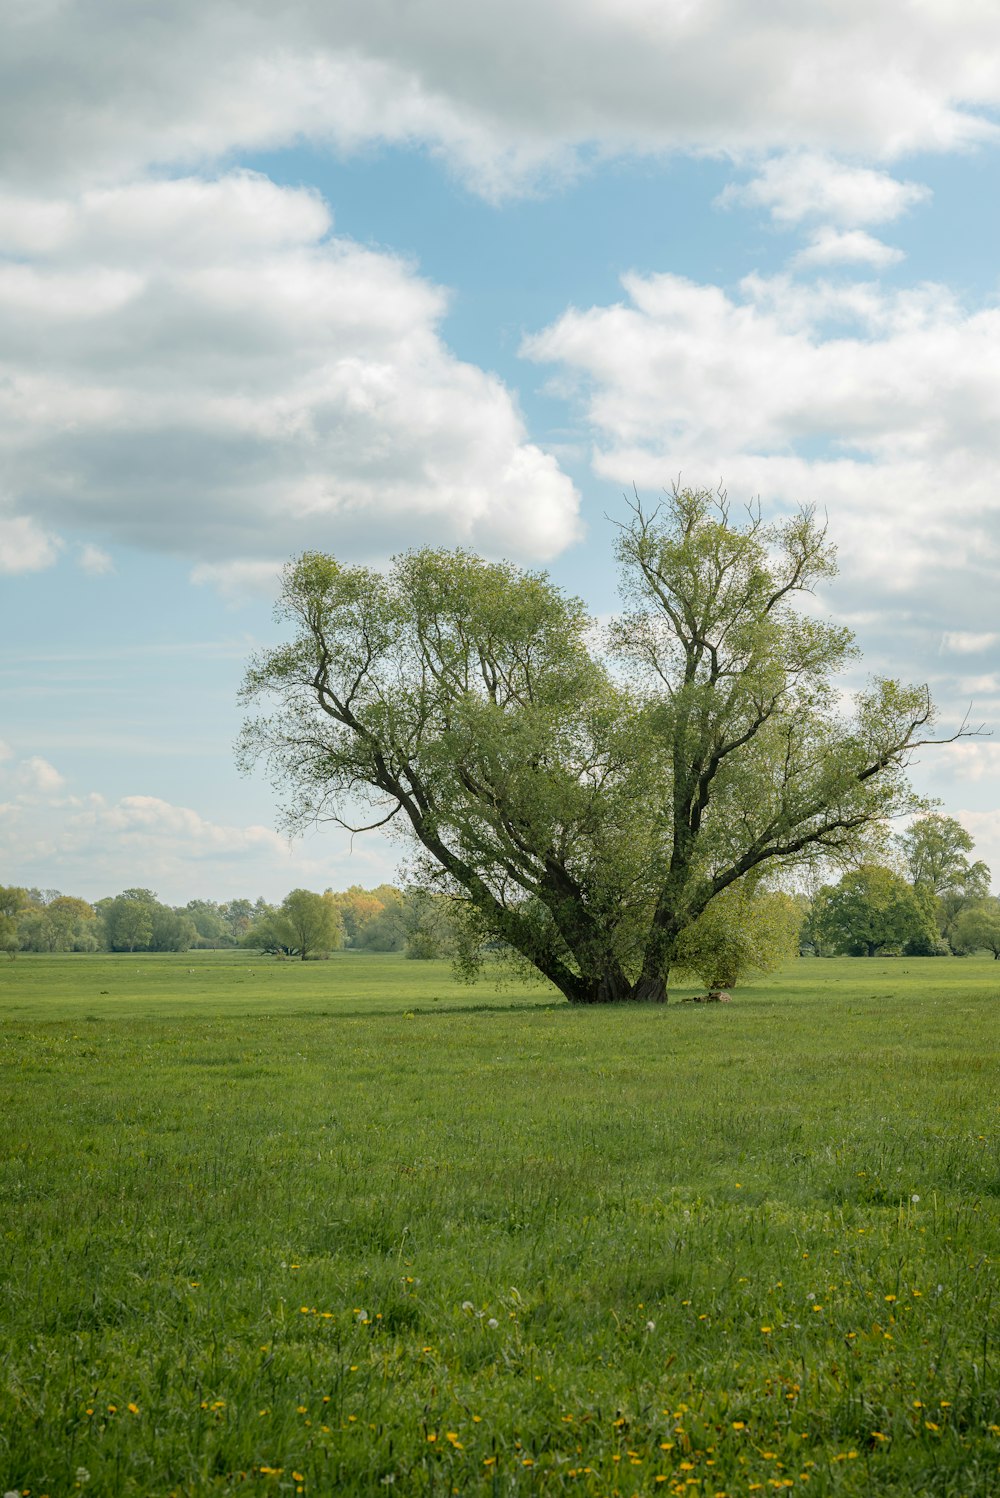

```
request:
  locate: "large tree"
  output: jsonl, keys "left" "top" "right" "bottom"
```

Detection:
{"left": 240, "top": 488, "right": 967, "bottom": 1004}
{"left": 897, "top": 813, "right": 991, "bottom": 950}
{"left": 245, "top": 889, "right": 343, "bottom": 960}
{"left": 898, "top": 814, "right": 987, "bottom": 895}
{"left": 809, "top": 864, "right": 937, "bottom": 957}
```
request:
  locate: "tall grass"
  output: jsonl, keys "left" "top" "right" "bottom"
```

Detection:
{"left": 1, "top": 952, "right": 998, "bottom": 1494}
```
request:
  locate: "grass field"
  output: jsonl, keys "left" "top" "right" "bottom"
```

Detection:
{"left": 1, "top": 951, "right": 998, "bottom": 1496}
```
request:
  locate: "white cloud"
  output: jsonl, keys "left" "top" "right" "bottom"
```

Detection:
{"left": 524, "top": 269, "right": 1000, "bottom": 600}
{"left": 0, "top": 173, "right": 581, "bottom": 571}
{"left": 942, "top": 631, "right": 1000, "bottom": 654}
{"left": 0, "top": 750, "right": 392, "bottom": 902}
{"left": 792, "top": 228, "right": 905, "bottom": 270}
{"left": 0, "top": 514, "right": 62, "bottom": 574}
{"left": 2, "top": 4, "right": 999, "bottom": 199}
{"left": 16, "top": 756, "right": 65, "bottom": 796}
{"left": 947, "top": 742, "right": 1000, "bottom": 784}
{"left": 523, "top": 264, "right": 1000, "bottom": 783}
{"left": 77, "top": 543, "right": 114, "bottom": 576}
{"left": 954, "top": 808, "right": 1000, "bottom": 889}
{"left": 718, "top": 153, "right": 931, "bottom": 227}
{"left": 190, "top": 560, "right": 284, "bottom": 601}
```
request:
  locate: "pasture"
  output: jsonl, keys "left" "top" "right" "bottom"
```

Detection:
{"left": 1, "top": 951, "right": 998, "bottom": 1495}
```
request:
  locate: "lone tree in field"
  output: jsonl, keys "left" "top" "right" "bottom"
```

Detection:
{"left": 239, "top": 487, "right": 969, "bottom": 1004}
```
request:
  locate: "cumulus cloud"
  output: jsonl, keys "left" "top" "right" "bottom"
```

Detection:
{"left": 189, "top": 559, "right": 285, "bottom": 601}
{"left": 14, "top": 756, "right": 65, "bottom": 796}
{"left": 953, "top": 809, "right": 1000, "bottom": 888}
{"left": 944, "top": 742, "right": 1000, "bottom": 784}
{"left": 77, "top": 543, "right": 114, "bottom": 576}
{"left": 0, "top": 515, "right": 62, "bottom": 574}
{"left": 0, "top": 749, "right": 390, "bottom": 902}
{"left": 792, "top": 227, "right": 905, "bottom": 269}
{"left": 718, "top": 153, "right": 931, "bottom": 227}
{"left": 524, "top": 269, "right": 1000, "bottom": 595}
{"left": 942, "top": 631, "right": 1000, "bottom": 655}
{"left": 0, "top": 173, "right": 581, "bottom": 575}
{"left": 2, "top": 3, "right": 999, "bottom": 198}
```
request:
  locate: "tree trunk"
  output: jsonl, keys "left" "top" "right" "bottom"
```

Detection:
{"left": 631, "top": 974, "right": 668, "bottom": 1003}
{"left": 563, "top": 970, "right": 670, "bottom": 1004}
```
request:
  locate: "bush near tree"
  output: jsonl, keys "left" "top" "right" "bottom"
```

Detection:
{"left": 951, "top": 898, "right": 1000, "bottom": 958}
{"left": 243, "top": 889, "right": 343, "bottom": 960}
{"left": 675, "top": 883, "right": 802, "bottom": 990}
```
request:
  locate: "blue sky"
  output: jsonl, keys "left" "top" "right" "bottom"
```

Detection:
{"left": 3, "top": 1, "right": 1000, "bottom": 904}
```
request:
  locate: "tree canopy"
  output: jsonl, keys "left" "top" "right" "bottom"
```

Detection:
{"left": 244, "top": 889, "right": 343, "bottom": 960}
{"left": 808, "top": 864, "right": 938, "bottom": 957}
{"left": 239, "top": 488, "right": 966, "bottom": 1004}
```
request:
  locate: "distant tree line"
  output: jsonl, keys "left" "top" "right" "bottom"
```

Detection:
{"left": 800, "top": 815, "right": 998, "bottom": 958}
{"left": 2, "top": 815, "right": 995, "bottom": 975}
{"left": 0, "top": 882, "right": 461, "bottom": 963}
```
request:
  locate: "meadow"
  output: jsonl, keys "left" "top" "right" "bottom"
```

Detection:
{"left": 0, "top": 951, "right": 998, "bottom": 1497}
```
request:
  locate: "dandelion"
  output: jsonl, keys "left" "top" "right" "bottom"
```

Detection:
{"left": 355, "top": 1309, "right": 368, "bottom": 1322}
{"left": 646, "top": 1320, "right": 656, "bottom": 1332}
{"left": 487, "top": 1317, "right": 499, "bottom": 1329}
{"left": 75, "top": 1476, "right": 91, "bottom": 1490}
{"left": 127, "top": 1402, "right": 140, "bottom": 1415}
{"left": 292, "top": 1475, "right": 305, "bottom": 1484}
{"left": 912, "top": 1193, "right": 920, "bottom": 1203}
{"left": 461, "top": 1301, "right": 474, "bottom": 1311}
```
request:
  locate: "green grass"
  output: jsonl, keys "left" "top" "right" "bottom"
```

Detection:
{"left": 1, "top": 952, "right": 998, "bottom": 1496}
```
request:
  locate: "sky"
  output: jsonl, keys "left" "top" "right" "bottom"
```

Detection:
{"left": 3, "top": 0, "right": 1000, "bottom": 906}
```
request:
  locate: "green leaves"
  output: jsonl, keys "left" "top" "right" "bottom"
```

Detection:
{"left": 240, "top": 490, "right": 960, "bottom": 1002}
{"left": 810, "top": 866, "right": 938, "bottom": 957}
